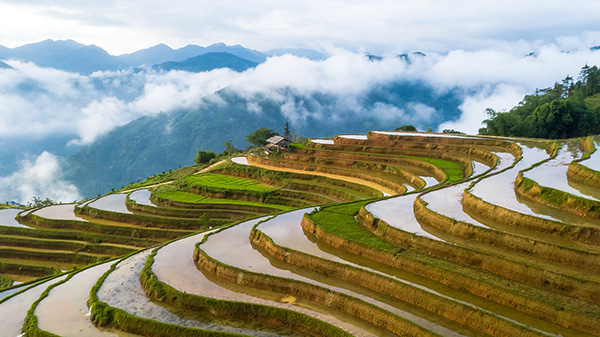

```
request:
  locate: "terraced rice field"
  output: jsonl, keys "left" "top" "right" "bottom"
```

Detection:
{"left": 1, "top": 130, "right": 599, "bottom": 336}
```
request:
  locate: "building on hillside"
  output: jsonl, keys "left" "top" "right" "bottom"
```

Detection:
{"left": 265, "top": 136, "right": 291, "bottom": 153}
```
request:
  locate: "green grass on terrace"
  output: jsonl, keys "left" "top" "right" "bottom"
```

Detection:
{"left": 290, "top": 143, "right": 464, "bottom": 183}
{"left": 310, "top": 201, "right": 398, "bottom": 252}
{"left": 184, "top": 173, "right": 276, "bottom": 192}
{"left": 155, "top": 190, "right": 294, "bottom": 211}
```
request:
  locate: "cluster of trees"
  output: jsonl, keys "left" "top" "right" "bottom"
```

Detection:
{"left": 479, "top": 65, "right": 600, "bottom": 139}
{"left": 27, "top": 196, "right": 57, "bottom": 208}
{"left": 194, "top": 123, "right": 294, "bottom": 164}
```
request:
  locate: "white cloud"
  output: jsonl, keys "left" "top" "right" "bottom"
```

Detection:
{"left": 0, "top": 151, "right": 81, "bottom": 204}
{"left": 438, "top": 84, "right": 527, "bottom": 134}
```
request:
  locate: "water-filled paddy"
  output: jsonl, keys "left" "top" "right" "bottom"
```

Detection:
{"left": 33, "top": 204, "right": 89, "bottom": 221}
{"left": 201, "top": 215, "right": 468, "bottom": 336}
{"left": 128, "top": 189, "right": 154, "bottom": 206}
{"left": 36, "top": 262, "right": 133, "bottom": 336}
{"left": 0, "top": 208, "right": 29, "bottom": 228}
{"left": 0, "top": 275, "right": 67, "bottom": 337}
{"left": 523, "top": 144, "right": 598, "bottom": 200}
{"left": 88, "top": 194, "right": 132, "bottom": 214}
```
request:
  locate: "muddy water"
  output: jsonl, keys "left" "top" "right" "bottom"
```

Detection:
{"left": 258, "top": 210, "right": 575, "bottom": 337}
{"left": 128, "top": 189, "right": 154, "bottom": 206}
{"left": 469, "top": 145, "right": 559, "bottom": 220}
{"left": 36, "top": 262, "right": 136, "bottom": 336}
{"left": 578, "top": 137, "right": 600, "bottom": 171}
{"left": 422, "top": 176, "right": 440, "bottom": 187}
{"left": 201, "top": 217, "right": 470, "bottom": 337}
{"left": 154, "top": 223, "right": 381, "bottom": 337}
{"left": 0, "top": 285, "right": 23, "bottom": 301}
{"left": 33, "top": 204, "right": 88, "bottom": 222}
{"left": 523, "top": 144, "right": 600, "bottom": 200}
{"left": 0, "top": 275, "right": 66, "bottom": 337}
{"left": 231, "top": 156, "right": 250, "bottom": 165}
{"left": 472, "top": 161, "right": 491, "bottom": 176}
{"left": 422, "top": 153, "right": 513, "bottom": 227}
{"left": 88, "top": 194, "right": 132, "bottom": 214}
{"left": 0, "top": 209, "right": 29, "bottom": 228}
{"left": 366, "top": 194, "right": 442, "bottom": 241}
{"left": 99, "top": 250, "right": 289, "bottom": 337}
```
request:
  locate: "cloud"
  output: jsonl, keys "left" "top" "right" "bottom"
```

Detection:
{"left": 0, "top": 151, "right": 81, "bottom": 204}
{"left": 3, "top": 1, "right": 600, "bottom": 55}
{"left": 438, "top": 84, "right": 528, "bottom": 134}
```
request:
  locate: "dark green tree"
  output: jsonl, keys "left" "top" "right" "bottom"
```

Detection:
{"left": 223, "top": 140, "right": 240, "bottom": 155}
{"left": 395, "top": 124, "right": 417, "bottom": 131}
{"left": 194, "top": 150, "right": 216, "bottom": 164}
{"left": 245, "top": 128, "right": 279, "bottom": 147}
{"left": 283, "top": 122, "right": 292, "bottom": 139}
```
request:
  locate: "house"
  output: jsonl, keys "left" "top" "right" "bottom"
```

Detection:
{"left": 265, "top": 136, "right": 291, "bottom": 152}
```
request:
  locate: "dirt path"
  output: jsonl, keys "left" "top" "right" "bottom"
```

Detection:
{"left": 122, "top": 160, "right": 228, "bottom": 194}
{"left": 194, "top": 160, "right": 226, "bottom": 174}
{"left": 244, "top": 157, "right": 396, "bottom": 195}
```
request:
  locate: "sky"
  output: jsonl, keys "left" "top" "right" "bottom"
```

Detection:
{"left": 1, "top": 1, "right": 600, "bottom": 55}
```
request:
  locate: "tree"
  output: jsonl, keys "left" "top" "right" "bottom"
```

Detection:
{"left": 442, "top": 129, "right": 465, "bottom": 134}
{"left": 395, "top": 124, "right": 417, "bottom": 131}
{"left": 283, "top": 122, "right": 292, "bottom": 139}
{"left": 223, "top": 140, "right": 240, "bottom": 155}
{"left": 245, "top": 128, "right": 279, "bottom": 147}
{"left": 194, "top": 150, "right": 216, "bottom": 164}
{"left": 27, "top": 196, "right": 56, "bottom": 208}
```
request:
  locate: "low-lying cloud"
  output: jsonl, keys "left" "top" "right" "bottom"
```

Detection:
{"left": 1, "top": 35, "right": 600, "bottom": 202}
{"left": 0, "top": 151, "right": 81, "bottom": 204}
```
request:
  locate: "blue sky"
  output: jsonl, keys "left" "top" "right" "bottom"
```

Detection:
{"left": 0, "top": 1, "right": 600, "bottom": 54}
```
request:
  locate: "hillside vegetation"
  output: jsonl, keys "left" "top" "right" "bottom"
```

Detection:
{"left": 480, "top": 64, "right": 600, "bottom": 139}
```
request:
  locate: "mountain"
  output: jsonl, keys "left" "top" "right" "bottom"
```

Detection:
{"left": 0, "top": 39, "right": 121, "bottom": 74}
{"left": 0, "top": 60, "right": 12, "bottom": 69}
{"left": 64, "top": 82, "right": 464, "bottom": 197}
{"left": 153, "top": 52, "right": 258, "bottom": 72}
{"left": 115, "top": 43, "right": 175, "bottom": 67}
{"left": 0, "top": 40, "right": 267, "bottom": 74}
{"left": 265, "top": 48, "right": 327, "bottom": 60}
{"left": 117, "top": 42, "right": 267, "bottom": 67}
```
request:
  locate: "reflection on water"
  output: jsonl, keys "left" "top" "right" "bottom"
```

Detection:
{"left": 34, "top": 204, "right": 88, "bottom": 222}
{"left": 257, "top": 210, "right": 568, "bottom": 337}
{"left": 422, "top": 176, "right": 440, "bottom": 187}
{"left": 579, "top": 137, "right": 600, "bottom": 171}
{"left": 373, "top": 131, "right": 479, "bottom": 139}
{"left": 99, "top": 250, "right": 287, "bottom": 337}
{"left": 201, "top": 212, "right": 468, "bottom": 337}
{"left": 470, "top": 145, "right": 557, "bottom": 220}
{"left": 36, "top": 263, "right": 126, "bottom": 336}
{"left": 366, "top": 195, "right": 443, "bottom": 241}
{"left": 0, "top": 275, "right": 66, "bottom": 337}
{"left": 310, "top": 139, "right": 334, "bottom": 144}
{"left": 338, "top": 135, "right": 368, "bottom": 140}
{"left": 129, "top": 189, "right": 154, "bottom": 206}
{"left": 0, "top": 209, "right": 29, "bottom": 228}
{"left": 88, "top": 194, "right": 132, "bottom": 214}
{"left": 231, "top": 157, "right": 249, "bottom": 165}
{"left": 423, "top": 152, "right": 515, "bottom": 228}
{"left": 523, "top": 144, "right": 599, "bottom": 201}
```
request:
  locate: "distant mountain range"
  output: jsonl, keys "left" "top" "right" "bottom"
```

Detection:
{"left": 0, "top": 39, "right": 269, "bottom": 74}
{"left": 153, "top": 52, "right": 258, "bottom": 73}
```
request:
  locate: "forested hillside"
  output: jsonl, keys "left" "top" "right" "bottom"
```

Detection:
{"left": 479, "top": 64, "right": 600, "bottom": 138}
